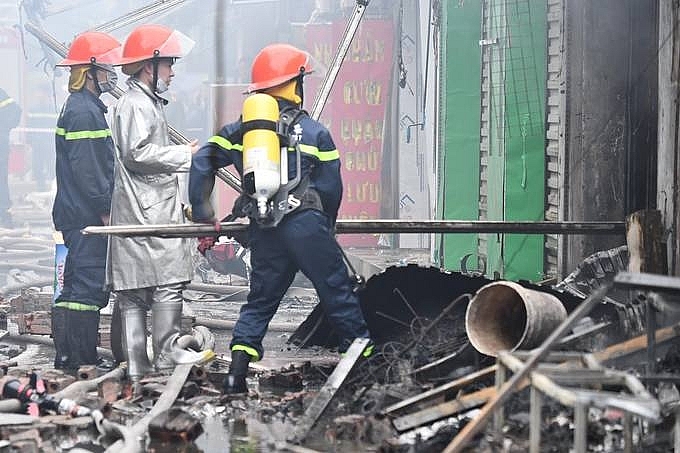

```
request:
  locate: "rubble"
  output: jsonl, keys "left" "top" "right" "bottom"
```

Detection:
{"left": 0, "top": 258, "right": 678, "bottom": 452}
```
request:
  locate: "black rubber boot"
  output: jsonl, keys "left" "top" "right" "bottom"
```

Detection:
{"left": 68, "top": 310, "right": 99, "bottom": 367}
{"left": 109, "top": 299, "right": 125, "bottom": 364}
{"left": 222, "top": 350, "right": 251, "bottom": 395}
{"left": 51, "top": 307, "right": 70, "bottom": 369}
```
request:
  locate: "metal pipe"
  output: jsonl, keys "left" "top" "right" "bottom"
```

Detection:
{"left": 194, "top": 316, "right": 296, "bottom": 332}
{"left": 93, "top": 0, "right": 194, "bottom": 33}
{"left": 1, "top": 333, "right": 114, "bottom": 360}
{"left": 186, "top": 281, "right": 249, "bottom": 296}
{"left": 309, "top": 0, "right": 370, "bottom": 120}
{"left": 82, "top": 219, "right": 626, "bottom": 238}
{"left": 22, "top": 22, "right": 243, "bottom": 194}
{"left": 465, "top": 281, "right": 567, "bottom": 356}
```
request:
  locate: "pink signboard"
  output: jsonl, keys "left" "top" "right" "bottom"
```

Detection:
{"left": 305, "top": 20, "right": 394, "bottom": 247}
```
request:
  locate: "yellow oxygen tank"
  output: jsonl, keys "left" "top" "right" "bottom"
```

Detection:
{"left": 241, "top": 93, "right": 281, "bottom": 218}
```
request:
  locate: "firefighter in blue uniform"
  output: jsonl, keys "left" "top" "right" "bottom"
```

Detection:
{"left": 190, "top": 43, "right": 373, "bottom": 394}
{"left": 51, "top": 31, "right": 122, "bottom": 371}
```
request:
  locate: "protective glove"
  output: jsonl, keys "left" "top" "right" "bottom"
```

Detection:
{"left": 197, "top": 236, "right": 216, "bottom": 256}
{"left": 196, "top": 219, "right": 221, "bottom": 256}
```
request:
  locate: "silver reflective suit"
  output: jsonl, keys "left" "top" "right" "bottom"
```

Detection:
{"left": 106, "top": 77, "right": 193, "bottom": 380}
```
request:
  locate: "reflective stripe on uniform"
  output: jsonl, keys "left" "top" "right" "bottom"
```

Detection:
{"left": 55, "top": 127, "right": 112, "bottom": 140}
{"left": 231, "top": 344, "right": 260, "bottom": 361}
{"left": 298, "top": 144, "right": 339, "bottom": 161}
{"left": 54, "top": 301, "right": 100, "bottom": 311}
{"left": 208, "top": 134, "right": 338, "bottom": 162}
{"left": 340, "top": 342, "right": 375, "bottom": 358}
{"left": 208, "top": 135, "right": 243, "bottom": 152}
{"left": 0, "top": 97, "right": 15, "bottom": 108}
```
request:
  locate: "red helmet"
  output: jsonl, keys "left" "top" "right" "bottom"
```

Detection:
{"left": 248, "top": 43, "right": 313, "bottom": 93}
{"left": 56, "top": 31, "right": 122, "bottom": 67}
{"left": 120, "top": 24, "right": 194, "bottom": 65}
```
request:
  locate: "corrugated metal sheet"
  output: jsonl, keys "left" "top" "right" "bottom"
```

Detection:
{"left": 478, "top": 1, "right": 492, "bottom": 265}
{"left": 545, "top": 0, "right": 563, "bottom": 279}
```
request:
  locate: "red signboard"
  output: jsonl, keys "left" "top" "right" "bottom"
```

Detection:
{"left": 305, "top": 20, "right": 394, "bottom": 247}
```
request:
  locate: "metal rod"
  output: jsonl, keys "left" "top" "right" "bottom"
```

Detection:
{"left": 574, "top": 403, "right": 587, "bottom": 453}
{"left": 374, "top": 311, "right": 411, "bottom": 328}
{"left": 529, "top": 386, "right": 542, "bottom": 453}
{"left": 382, "top": 364, "right": 497, "bottom": 416}
{"left": 22, "top": 21, "right": 243, "bottom": 195}
{"left": 623, "top": 412, "right": 633, "bottom": 453}
{"left": 289, "top": 338, "right": 370, "bottom": 443}
{"left": 93, "top": 0, "right": 193, "bottom": 33}
{"left": 82, "top": 220, "right": 625, "bottom": 238}
{"left": 309, "top": 0, "right": 370, "bottom": 120}
{"left": 393, "top": 287, "right": 418, "bottom": 318}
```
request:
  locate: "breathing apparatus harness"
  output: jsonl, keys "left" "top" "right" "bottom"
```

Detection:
{"left": 235, "top": 103, "right": 322, "bottom": 228}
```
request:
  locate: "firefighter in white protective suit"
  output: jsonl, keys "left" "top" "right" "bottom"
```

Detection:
{"left": 106, "top": 24, "right": 212, "bottom": 386}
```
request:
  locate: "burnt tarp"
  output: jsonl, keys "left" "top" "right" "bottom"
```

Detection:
{"left": 288, "top": 265, "right": 491, "bottom": 350}
{"left": 288, "top": 261, "right": 634, "bottom": 364}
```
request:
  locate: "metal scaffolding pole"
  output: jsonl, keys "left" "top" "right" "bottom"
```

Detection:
{"left": 82, "top": 219, "right": 626, "bottom": 238}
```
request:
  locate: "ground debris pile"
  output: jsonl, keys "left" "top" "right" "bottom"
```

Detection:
{"left": 2, "top": 265, "right": 680, "bottom": 452}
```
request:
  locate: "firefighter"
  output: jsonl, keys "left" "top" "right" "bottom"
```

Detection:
{"left": 106, "top": 24, "right": 208, "bottom": 386}
{"left": 0, "top": 87, "right": 21, "bottom": 228}
{"left": 189, "top": 43, "right": 373, "bottom": 395}
{"left": 51, "top": 31, "right": 122, "bottom": 371}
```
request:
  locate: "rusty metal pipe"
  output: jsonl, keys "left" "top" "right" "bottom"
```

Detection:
{"left": 465, "top": 281, "right": 567, "bottom": 357}
{"left": 82, "top": 219, "right": 626, "bottom": 238}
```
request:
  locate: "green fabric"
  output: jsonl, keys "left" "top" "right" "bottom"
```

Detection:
{"left": 497, "top": 0, "right": 547, "bottom": 280}
{"left": 436, "top": 0, "right": 483, "bottom": 271}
